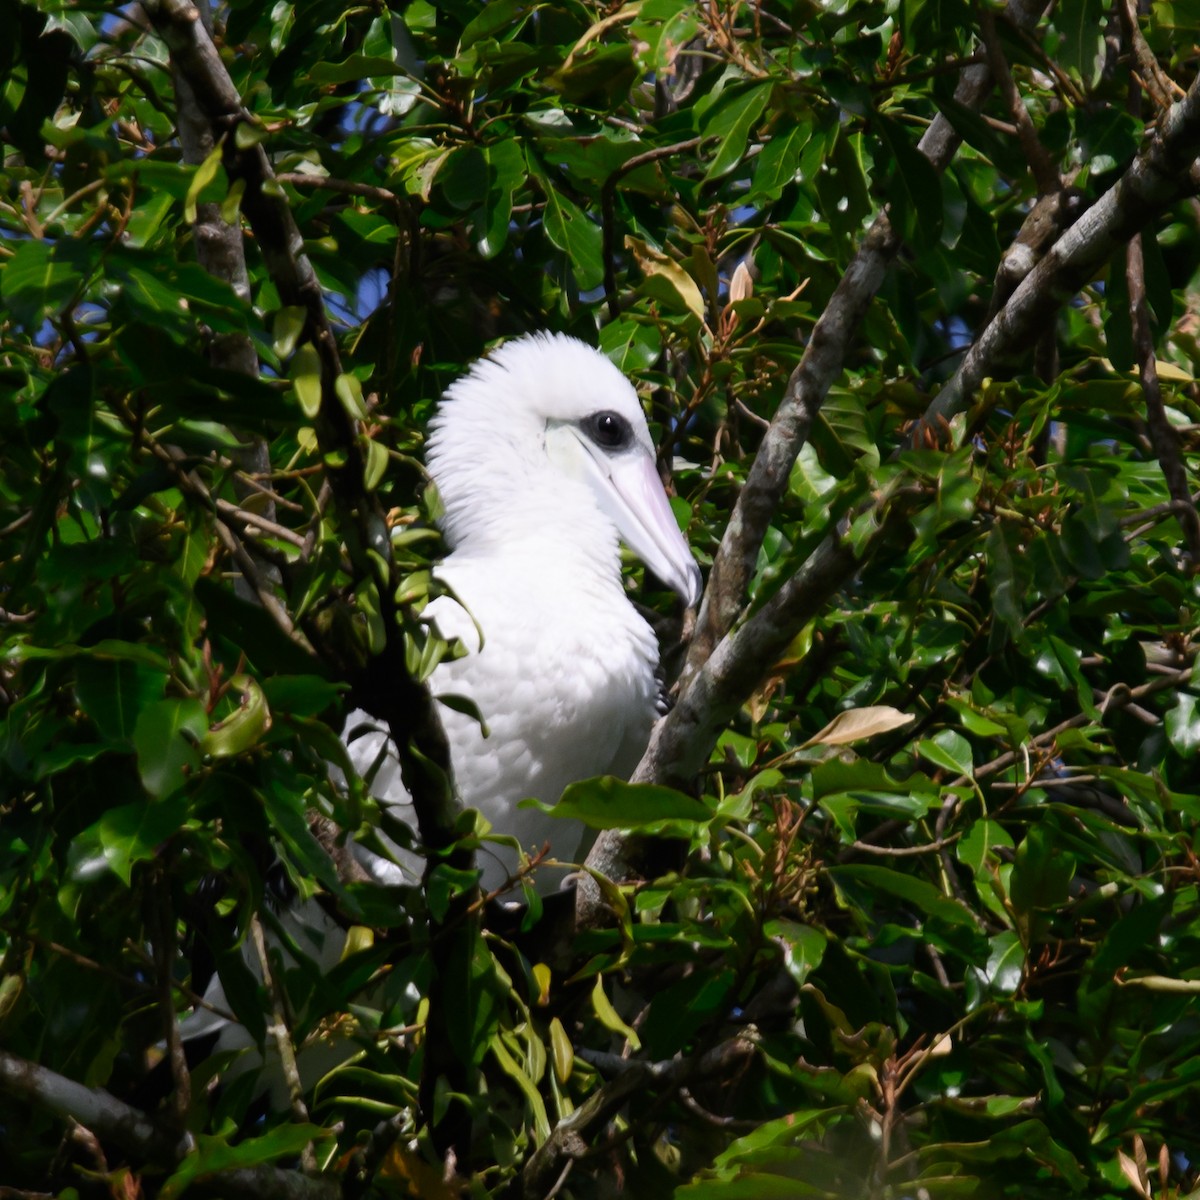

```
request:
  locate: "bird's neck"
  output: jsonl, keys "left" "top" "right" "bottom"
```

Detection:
{"left": 439, "top": 472, "right": 625, "bottom": 587}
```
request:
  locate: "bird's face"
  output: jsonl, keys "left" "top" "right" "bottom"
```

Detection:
{"left": 544, "top": 402, "right": 702, "bottom": 609}
{"left": 430, "top": 333, "right": 703, "bottom": 608}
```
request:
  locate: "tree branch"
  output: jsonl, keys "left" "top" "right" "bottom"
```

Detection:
{"left": 140, "top": 0, "right": 474, "bottom": 1157}
{"left": 0, "top": 1049, "right": 191, "bottom": 1166}
{"left": 137, "top": 0, "right": 459, "bottom": 853}
{"left": 918, "top": 64, "right": 1200, "bottom": 434}
{"left": 683, "top": 0, "right": 1054, "bottom": 682}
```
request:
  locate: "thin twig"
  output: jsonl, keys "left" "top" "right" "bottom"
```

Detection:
{"left": 600, "top": 137, "right": 703, "bottom": 320}
{"left": 150, "top": 868, "right": 191, "bottom": 1130}
{"left": 249, "top": 915, "right": 315, "bottom": 1163}
{"left": 979, "top": 8, "right": 1060, "bottom": 193}
{"left": 275, "top": 172, "right": 401, "bottom": 207}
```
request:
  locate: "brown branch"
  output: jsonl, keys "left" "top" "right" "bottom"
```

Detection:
{"left": 149, "top": 869, "right": 191, "bottom": 1131}
{"left": 1120, "top": 0, "right": 1176, "bottom": 112}
{"left": 843, "top": 834, "right": 963, "bottom": 859}
{"left": 581, "top": 513, "right": 883, "bottom": 921}
{"left": 1122, "top": 54, "right": 1200, "bottom": 564}
{"left": 0, "top": 1047, "right": 339, "bottom": 1200}
{"left": 248, "top": 916, "right": 313, "bottom": 1151}
{"left": 139, "top": 0, "right": 470, "bottom": 1155}
{"left": 1126, "top": 233, "right": 1200, "bottom": 560}
{"left": 979, "top": 6, "right": 1060, "bottom": 194}
{"left": 682, "top": 0, "right": 1054, "bottom": 684}
{"left": 137, "top": 434, "right": 310, "bottom": 643}
{"left": 137, "top": 0, "right": 458, "bottom": 843}
{"left": 275, "top": 172, "right": 401, "bottom": 207}
{"left": 918, "top": 63, "right": 1200, "bottom": 435}
{"left": 213, "top": 497, "right": 309, "bottom": 549}
{"left": 0, "top": 1049, "right": 191, "bottom": 1167}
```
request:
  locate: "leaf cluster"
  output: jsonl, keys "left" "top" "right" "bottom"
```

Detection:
{"left": 2, "top": 2, "right": 1200, "bottom": 1198}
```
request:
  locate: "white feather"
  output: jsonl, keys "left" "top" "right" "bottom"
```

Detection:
{"left": 346, "top": 332, "right": 700, "bottom": 894}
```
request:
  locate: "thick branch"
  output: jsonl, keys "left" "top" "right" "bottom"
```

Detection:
{"left": 919, "top": 65, "right": 1200, "bottom": 433}
{"left": 581, "top": 522, "right": 869, "bottom": 918}
{"left": 0, "top": 1048, "right": 190, "bottom": 1166}
{"left": 141, "top": 0, "right": 472, "bottom": 1156}
{"left": 683, "top": 0, "right": 1053, "bottom": 681}
{"left": 0, "top": 1050, "right": 340, "bottom": 1200}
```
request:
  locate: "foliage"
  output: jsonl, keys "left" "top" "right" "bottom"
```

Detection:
{"left": 2, "top": 1, "right": 1200, "bottom": 1198}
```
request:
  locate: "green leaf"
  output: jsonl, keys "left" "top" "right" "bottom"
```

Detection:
{"left": 529, "top": 776, "right": 712, "bottom": 832}
{"left": 1, "top": 238, "right": 83, "bottom": 327}
{"left": 1166, "top": 691, "right": 1200, "bottom": 756}
{"left": 591, "top": 974, "right": 641, "bottom": 1051}
{"left": 877, "top": 115, "right": 943, "bottom": 252}
{"left": 1010, "top": 823, "right": 1076, "bottom": 913}
{"left": 541, "top": 186, "right": 604, "bottom": 290}
{"left": 1056, "top": 0, "right": 1106, "bottom": 87}
{"left": 702, "top": 83, "right": 773, "bottom": 182}
{"left": 132, "top": 698, "right": 208, "bottom": 798}
{"left": 202, "top": 675, "right": 271, "bottom": 758}
{"left": 750, "top": 118, "right": 814, "bottom": 202}
{"left": 335, "top": 372, "right": 368, "bottom": 420}
{"left": 984, "top": 930, "right": 1024, "bottom": 995}
{"left": 291, "top": 343, "right": 323, "bottom": 418}
{"left": 826, "top": 864, "right": 978, "bottom": 928}
{"left": 599, "top": 317, "right": 663, "bottom": 372}
{"left": 85, "top": 794, "right": 189, "bottom": 886}
{"left": 161, "top": 1125, "right": 331, "bottom": 1198}
{"left": 75, "top": 659, "right": 165, "bottom": 744}
{"left": 916, "top": 729, "right": 973, "bottom": 777}
{"left": 272, "top": 306, "right": 308, "bottom": 359}
{"left": 364, "top": 438, "right": 389, "bottom": 491}
{"left": 184, "top": 144, "right": 224, "bottom": 224}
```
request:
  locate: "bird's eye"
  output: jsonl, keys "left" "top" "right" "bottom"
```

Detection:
{"left": 584, "top": 410, "right": 632, "bottom": 450}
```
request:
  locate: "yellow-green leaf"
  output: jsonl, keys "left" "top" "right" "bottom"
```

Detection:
{"left": 336, "top": 372, "right": 368, "bottom": 420}
{"left": 626, "top": 235, "right": 705, "bottom": 324}
{"left": 273, "top": 306, "right": 308, "bottom": 359}
{"left": 364, "top": 438, "right": 388, "bottom": 492}
{"left": 591, "top": 974, "right": 641, "bottom": 1051}
{"left": 549, "top": 1016, "right": 573, "bottom": 1084}
{"left": 184, "top": 144, "right": 223, "bottom": 224}
{"left": 291, "top": 343, "right": 322, "bottom": 418}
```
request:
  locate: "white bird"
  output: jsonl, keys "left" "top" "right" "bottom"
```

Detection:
{"left": 345, "top": 332, "right": 702, "bottom": 894}
{"left": 185, "top": 333, "right": 700, "bottom": 1094}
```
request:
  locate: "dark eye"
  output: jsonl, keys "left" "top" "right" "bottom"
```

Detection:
{"left": 584, "top": 410, "right": 632, "bottom": 450}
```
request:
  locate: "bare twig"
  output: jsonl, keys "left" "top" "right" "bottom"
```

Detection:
{"left": 1120, "top": 0, "right": 1176, "bottom": 111}
{"left": 979, "top": 7, "right": 1060, "bottom": 194}
{"left": 149, "top": 869, "right": 191, "bottom": 1131}
{"left": 248, "top": 916, "right": 313, "bottom": 1147}
{"left": 275, "top": 172, "right": 401, "bottom": 207}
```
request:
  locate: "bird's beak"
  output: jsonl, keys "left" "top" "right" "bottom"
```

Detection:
{"left": 579, "top": 442, "right": 703, "bottom": 608}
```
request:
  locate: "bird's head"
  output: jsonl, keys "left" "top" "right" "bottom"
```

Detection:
{"left": 427, "top": 333, "right": 702, "bottom": 607}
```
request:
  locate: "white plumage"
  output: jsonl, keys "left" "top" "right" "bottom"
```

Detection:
{"left": 186, "top": 333, "right": 700, "bottom": 1091}
{"left": 346, "top": 332, "right": 702, "bottom": 894}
